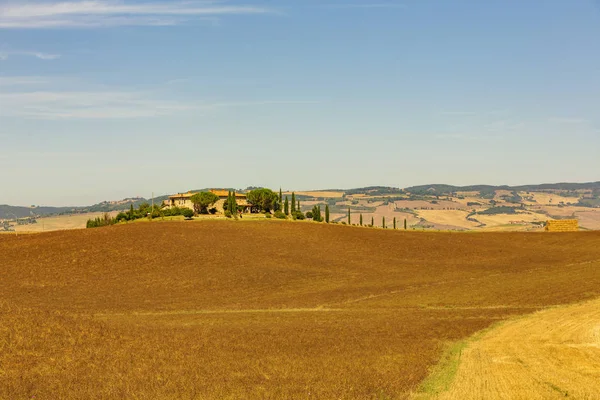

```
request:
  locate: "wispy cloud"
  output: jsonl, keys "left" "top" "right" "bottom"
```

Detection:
{"left": 548, "top": 117, "right": 589, "bottom": 124}
{"left": 0, "top": 1, "right": 273, "bottom": 29}
{"left": 0, "top": 50, "right": 61, "bottom": 60}
{"left": 321, "top": 3, "right": 406, "bottom": 9}
{"left": 0, "top": 76, "right": 318, "bottom": 119}
{"left": 440, "top": 111, "right": 478, "bottom": 116}
{"left": 0, "top": 76, "right": 50, "bottom": 86}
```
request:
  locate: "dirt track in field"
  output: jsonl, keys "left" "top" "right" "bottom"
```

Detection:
{"left": 1, "top": 221, "right": 600, "bottom": 399}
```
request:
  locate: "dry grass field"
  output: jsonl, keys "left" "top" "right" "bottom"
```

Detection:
{"left": 1, "top": 221, "right": 600, "bottom": 399}
{"left": 420, "top": 298, "right": 600, "bottom": 399}
{"left": 415, "top": 210, "right": 480, "bottom": 230}
{"left": 12, "top": 212, "right": 118, "bottom": 233}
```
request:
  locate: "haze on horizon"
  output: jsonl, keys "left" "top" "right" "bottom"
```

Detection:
{"left": 2, "top": 0, "right": 600, "bottom": 207}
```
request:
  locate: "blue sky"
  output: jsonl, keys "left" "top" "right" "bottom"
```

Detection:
{"left": 1, "top": 0, "right": 599, "bottom": 206}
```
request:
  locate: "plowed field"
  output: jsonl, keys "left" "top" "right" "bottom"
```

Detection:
{"left": 1, "top": 221, "right": 599, "bottom": 399}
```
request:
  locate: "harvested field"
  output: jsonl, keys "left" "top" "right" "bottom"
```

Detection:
{"left": 419, "top": 298, "right": 600, "bottom": 399}
{"left": 576, "top": 210, "right": 600, "bottom": 230}
{"left": 416, "top": 210, "right": 479, "bottom": 230}
{"left": 521, "top": 192, "right": 580, "bottom": 206}
{"left": 1, "top": 221, "right": 600, "bottom": 399}
{"left": 13, "top": 212, "right": 118, "bottom": 233}
{"left": 474, "top": 212, "right": 547, "bottom": 228}
{"left": 394, "top": 200, "right": 465, "bottom": 211}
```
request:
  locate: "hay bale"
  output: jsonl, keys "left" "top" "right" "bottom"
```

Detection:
{"left": 545, "top": 219, "right": 579, "bottom": 232}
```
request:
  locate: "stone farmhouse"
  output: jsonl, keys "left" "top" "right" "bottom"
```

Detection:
{"left": 164, "top": 189, "right": 252, "bottom": 214}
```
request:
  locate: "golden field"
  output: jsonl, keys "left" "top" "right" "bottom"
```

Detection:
{"left": 1, "top": 221, "right": 600, "bottom": 399}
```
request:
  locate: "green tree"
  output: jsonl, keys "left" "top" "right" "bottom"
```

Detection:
{"left": 371, "top": 216, "right": 374, "bottom": 226}
{"left": 382, "top": 216, "right": 386, "bottom": 229}
{"left": 347, "top": 207, "right": 351, "bottom": 225}
{"left": 129, "top": 204, "right": 134, "bottom": 220}
{"left": 360, "top": 214, "right": 363, "bottom": 226}
{"left": 279, "top": 188, "right": 283, "bottom": 203}
{"left": 291, "top": 192, "right": 296, "bottom": 213}
{"left": 190, "top": 192, "right": 220, "bottom": 215}
{"left": 230, "top": 191, "right": 238, "bottom": 218}
{"left": 284, "top": 196, "right": 289, "bottom": 215}
{"left": 247, "top": 188, "right": 278, "bottom": 213}
{"left": 181, "top": 208, "right": 194, "bottom": 219}
{"left": 297, "top": 200, "right": 300, "bottom": 211}
{"left": 404, "top": 218, "right": 407, "bottom": 230}
{"left": 393, "top": 217, "right": 397, "bottom": 229}
{"left": 325, "top": 204, "right": 330, "bottom": 223}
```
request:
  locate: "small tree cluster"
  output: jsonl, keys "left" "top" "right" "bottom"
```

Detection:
{"left": 86, "top": 213, "right": 116, "bottom": 228}
{"left": 247, "top": 188, "right": 279, "bottom": 213}
{"left": 311, "top": 205, "right": 323, "bottom": 222}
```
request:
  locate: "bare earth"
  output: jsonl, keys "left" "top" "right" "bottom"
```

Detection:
{"left": 428, "top": 298, "right": 600, "bottom": 399}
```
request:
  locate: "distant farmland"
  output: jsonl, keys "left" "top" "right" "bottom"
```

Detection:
{"left": 1, "top": 222, "right": 599, "bottom": 399}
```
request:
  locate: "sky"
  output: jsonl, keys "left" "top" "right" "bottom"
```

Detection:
{"left": 1, "top": 0, "right": 600, "bottom": 206}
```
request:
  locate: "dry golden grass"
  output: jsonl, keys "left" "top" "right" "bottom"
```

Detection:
{"left": 474, "top": 212, "right": 547, "bottom": 228}
{"left": 1, "top": 222, "right": 600, "bottom": 399}
{"left": 419, "top": 298, "right": 600, "bottom": 399}
{"left": 520, "top": 192, "right": 580, "bottom": 206}
{"left": 416, "top": 210, "right": 479, "bottom": 230}
{"left": 13, "top": 212, "right": 118, "bottom": 233}
{"left": 284, "top": 190, "right": 344, "bottom": 198}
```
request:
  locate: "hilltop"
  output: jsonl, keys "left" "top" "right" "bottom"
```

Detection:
{"left": 2, "top": 181, "right": 599, "bottom": 231}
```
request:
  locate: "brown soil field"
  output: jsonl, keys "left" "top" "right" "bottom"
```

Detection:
{"left": 1, "top": 221, "right": 600, "bottom": 399}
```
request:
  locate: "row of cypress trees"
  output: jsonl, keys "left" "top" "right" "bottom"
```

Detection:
{"left": 278, "top": 188, "right": 409, "bottom": 229}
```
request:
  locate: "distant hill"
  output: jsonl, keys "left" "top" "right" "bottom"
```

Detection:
{"left": 2, "top": 182, "right": 599, "bottom": 220}
{"left": 405, "top": 182, "right": 600, "bottom": 195}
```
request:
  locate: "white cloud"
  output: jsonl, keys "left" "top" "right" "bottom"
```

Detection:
{"left": 321, "top": 3, "right": 406, "bottom": 10}
{"left": 0, "top": 50, "right": 61, "bottom": 60}
{"left": 0, "top": 76, "right": 50, "bottom": 85}
{"left": 0, "top": 76, "right": 319, "bottom": 120}
{"left": 0, "top": 1, "right": 272, "bottom": 29}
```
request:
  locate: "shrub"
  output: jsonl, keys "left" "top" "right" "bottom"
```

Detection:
{"left": 224, "top": 210, "right": 233, "bottom": 219}
{"left": 265, "top": 213, "right": 272, "bottom": 219}
{"left": 181, "top": 208, "right": 194, "bottom": 219}
{"left": 274, "top": 211, "right": 287, "bottom": 219}
{"left": 294, "top": 211, "right": 305, "bottom": 220}
{"left": 305, "top": 211, "right": 314, "bottom": 219}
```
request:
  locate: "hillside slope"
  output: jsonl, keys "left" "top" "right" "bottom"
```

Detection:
{"left": 1, "top": 222, "right": 599, "bottom": 399}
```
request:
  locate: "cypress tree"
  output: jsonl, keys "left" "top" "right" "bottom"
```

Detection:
{"left": 393, "top": 217, "right": 397, "bottom": 229}
{"left": 297, "top": 200, "right": 300, "bottom": 211}
{"left": 383, "top": 216, "right": 386, "bottom": 229}
{"left": 284, "top": 196, "right": 289, "bottom": 215}
{"left": 279, "top": 188, "right": 283, "bottom": 203}
{"left": 129, "top": 204, "right": 134, "bottom": 220}
{"left": 347, "top": 207, "right": 351, "bottom": 225}
{"left": 232, "top": 191, "right": 238, "bottom": 217}
{"left": 291, "top": 192, "right": 296, "bottom": 213}
{"left": 360, "top": 214, "right": 363, "bottom": 226}
{"left": 371, "top": 216, "right": 374, "bottom": 226}
{"left": 325, "top": 204, "right": 330, "bottom": 223}
{"left": 404, "top": 218, "right": 407, "bottom": 230}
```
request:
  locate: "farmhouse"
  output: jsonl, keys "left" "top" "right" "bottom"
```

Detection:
{"left": 164, "top": 190, "right": 252, "bottom": 214}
